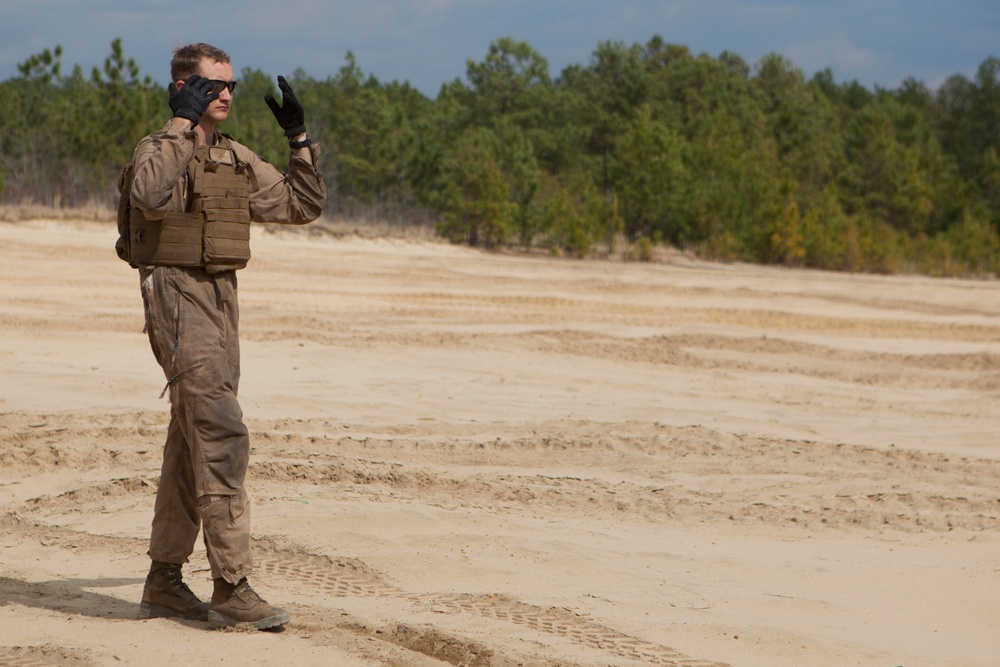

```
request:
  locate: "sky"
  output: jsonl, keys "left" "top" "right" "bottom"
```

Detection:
{"left": 1, "top": 1, "right": 997, "bottom": 96}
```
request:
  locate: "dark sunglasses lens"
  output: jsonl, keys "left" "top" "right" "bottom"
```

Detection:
{"left": 208, "top": 80, "right": 237, "bottom": 94}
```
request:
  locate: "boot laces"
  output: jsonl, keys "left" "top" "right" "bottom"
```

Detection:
{"left": 159, "top": 567, "right": 196, "bottom": 599}
{"left": 174, "top": 579, "right": 196, "bottom": 598}
{"left": 236, "top": 579, "right": 265, "bottom": 603}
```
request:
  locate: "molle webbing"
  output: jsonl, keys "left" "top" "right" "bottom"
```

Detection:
{"left": 192, "top": 145, "right": 252, "bottom": 273}
{"left": 128, "top": 210, "right": 204, "bottom": 267}
{"left": 124, "top": 141, "right": 253, "bottom": 272}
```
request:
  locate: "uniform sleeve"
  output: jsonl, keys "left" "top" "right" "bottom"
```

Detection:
{"left": 129, "top": 122, "right": 199, "bottom": 220}
{"left": 237, "top": 143, "right": 327, "bottom": 225}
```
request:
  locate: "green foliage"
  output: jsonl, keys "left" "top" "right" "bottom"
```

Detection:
{"left": 465, "top": 37, "right": 551, "bottom": 123}
{"left": 0, "top": 39, "right": 163, "bottom": 205}
{"left": 614, "top": 104, "right": 690, "bottom": 243}
{"left": 537, "top": 172, "right": 620, "bottom": 257}
{"left": 3, "top": 37, "right": 1000, "bottom": 276}
{"left": 924, "top": 215, "right": 1000, "bottom": 275}
{"left": 436, "top": 126, "right": 516, "bottom": 246}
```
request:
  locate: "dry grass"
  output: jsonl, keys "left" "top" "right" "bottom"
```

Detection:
{"left": 0, "top": 204, "right": 693, "bottom": 266}
{"left": 0, "top": 204, "right": 440, "bottom": 242}
{"left": 275, "top": 215, "right": 441, "bottom": 243}
{"left": 0, "top": 203, "right": 115, "bottom": 223}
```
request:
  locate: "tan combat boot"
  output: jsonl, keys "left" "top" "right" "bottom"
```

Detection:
{"left": 139, "top": 561, "right": 210, "bottom": 621}
{"left": 208, "top": 578, "right": 290, "bottom": 630}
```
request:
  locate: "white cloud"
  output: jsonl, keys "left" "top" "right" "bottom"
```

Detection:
{"left": 786, "top": 35, "right": 880, "bottom": 75}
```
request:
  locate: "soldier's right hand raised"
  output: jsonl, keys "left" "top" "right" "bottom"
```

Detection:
{"left": 169, "top": 75, "right": 219, "bottom": 126}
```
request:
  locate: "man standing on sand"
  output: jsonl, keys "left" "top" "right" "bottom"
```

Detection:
{"left": 119, "top": 43, "right": 326, "bottom": 629}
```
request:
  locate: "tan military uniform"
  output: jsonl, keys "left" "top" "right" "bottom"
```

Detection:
{"left": 130, "top": 121, "right": 326, "bottom": 584}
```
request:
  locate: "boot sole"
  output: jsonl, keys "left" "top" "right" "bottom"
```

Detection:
{"left": 139, "top": 601, "right": 209, "bottom": 622}
{"left": 207, "top": 609, "right": 290, "bottom": 630}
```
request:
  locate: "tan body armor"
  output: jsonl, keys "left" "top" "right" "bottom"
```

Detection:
{"left": 121, "top": 139, "right": 254, "bottom": 274}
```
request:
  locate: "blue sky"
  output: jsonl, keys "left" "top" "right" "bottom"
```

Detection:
{"left": 1, "top": 1, "right": 997, "bottom": 95}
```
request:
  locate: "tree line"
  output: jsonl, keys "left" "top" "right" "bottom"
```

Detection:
{"left": 2, "top": 37, "right": 1000, "bottom": 275}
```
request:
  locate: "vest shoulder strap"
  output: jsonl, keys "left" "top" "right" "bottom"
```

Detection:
{"left": 219, "top": 133, "right": 259, "bottom": 192}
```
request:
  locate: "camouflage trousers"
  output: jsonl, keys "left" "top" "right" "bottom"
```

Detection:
{"left": 139, "top": 265, "right": 252, "bottom": 584}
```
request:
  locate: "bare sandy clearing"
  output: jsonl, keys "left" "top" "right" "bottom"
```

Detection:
{"left": 1, "top": 219, "right": 998, "bottom": 667}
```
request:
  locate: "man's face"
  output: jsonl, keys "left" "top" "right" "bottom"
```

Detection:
{"left": 178, "top": 58, "right": 235, "bottom": 126}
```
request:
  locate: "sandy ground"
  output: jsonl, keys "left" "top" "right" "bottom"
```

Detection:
{"left": 1, "top": 219, "right": 999, "bottom": 667}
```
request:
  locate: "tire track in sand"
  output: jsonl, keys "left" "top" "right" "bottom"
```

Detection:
{"left": 0, "top": 513, "right": 725, "bottom": 666}
{"left": 253, "top": 540, "right": 727, "bottom": 667}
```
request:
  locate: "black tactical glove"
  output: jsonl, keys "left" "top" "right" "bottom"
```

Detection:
{"left": 264, "top": 75, "right": 306, "bottom": 138}
{"left": 169, "top": 75, "right": 219, "bottom": 126}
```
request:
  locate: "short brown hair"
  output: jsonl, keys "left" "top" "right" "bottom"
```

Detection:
{"left": 170, "top": 43, "right": 231, "bottom": 81}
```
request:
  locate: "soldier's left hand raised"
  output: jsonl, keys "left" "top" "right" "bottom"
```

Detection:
{"left": 264, "top": 76, "right": 306, "bottom": 138}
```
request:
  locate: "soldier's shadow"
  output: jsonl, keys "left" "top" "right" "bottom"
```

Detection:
{"left": 0, "top": 574, "right": 208, "bottom": 627}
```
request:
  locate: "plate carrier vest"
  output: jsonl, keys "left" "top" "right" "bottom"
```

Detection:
{"left": 117, "top": 137, "right": 254, "bottom": 274}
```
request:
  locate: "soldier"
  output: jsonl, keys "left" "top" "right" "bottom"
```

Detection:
{"left": 119, "top": 43, "right": 326, "bottom": 629}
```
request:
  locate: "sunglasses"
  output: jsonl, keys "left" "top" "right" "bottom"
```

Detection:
{"left": 207, "top": 79, "right": 238, "bottom": 94}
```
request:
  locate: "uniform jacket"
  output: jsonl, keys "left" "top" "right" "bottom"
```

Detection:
{"left": 129, "top": 121, "right": 326, "bottom": 225}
